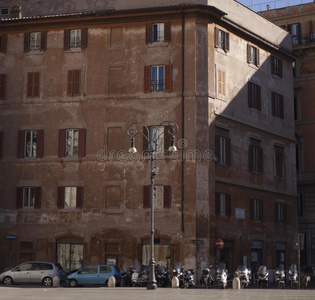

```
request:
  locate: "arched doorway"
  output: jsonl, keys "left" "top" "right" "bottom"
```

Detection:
{"left": 56, "top": 237, "right": 84, "bottom": 273}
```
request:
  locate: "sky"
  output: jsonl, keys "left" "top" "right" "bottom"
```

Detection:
{"left": 237, "top": 0, "right": 314, "bottom": 12}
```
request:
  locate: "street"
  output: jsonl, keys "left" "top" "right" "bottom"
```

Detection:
{"left": 0, "top": 286, "right": 314, "bottom": 300}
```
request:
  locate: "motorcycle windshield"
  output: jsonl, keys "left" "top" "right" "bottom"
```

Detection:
{"left": 218, "top": 263, "right": 226, "bottom": 271}
{"left": 258, "top": 266, "right": 267, "bottom": 274}
{"left": 289, "top": 264, "right": 297, "bottom": 274}
{"left": 277, "top": 264, "right": 284, "bottom": 272}
{"left": 237, "top": 265, "right": 247, "bottom": 272}
{"left": 157, "top": 266, "right": 166, "bottom": 273}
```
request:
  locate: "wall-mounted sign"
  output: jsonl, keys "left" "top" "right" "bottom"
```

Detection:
{"left": 6, "top": 235, "right": 16, "bottom": 240}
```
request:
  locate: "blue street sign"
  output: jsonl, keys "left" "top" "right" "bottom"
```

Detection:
{"left": 6, "top": 235, "right": 16, "bottom": 240}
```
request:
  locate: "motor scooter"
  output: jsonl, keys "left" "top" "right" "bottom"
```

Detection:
{"left": 156, "top": 265, "right": 170, "bottom": 287}
{"left": 130, "top": 267, "right": 139, "bottom": 287}
{"left": 235, "top": 265, "right": 250, "bottom": 288}
{"left": 139, "top": 265, "right": 149, "bottom": 287}
{"left": 288, "top": 264, "right": 298, "bottom": 289}
{"left": 200, "top": 265, "right": 214, "bottom": 288}
{"left": 257, "top": 265, "right": 269, "bottom": 288}
{"left": 182, "top": 268, "right": 195, "bottom": 289}
{"left": 275, "top": 264, "right": 285, "bottom": 289}
{"left": 216, "top": 263, "right": 228, "bottom": 289}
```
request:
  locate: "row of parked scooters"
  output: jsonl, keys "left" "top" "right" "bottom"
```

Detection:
{"left": 120, "top": 263, "right": 313, "bottom": 289}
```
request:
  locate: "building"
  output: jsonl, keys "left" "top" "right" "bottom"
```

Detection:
{"left": 260, "top": 1, "right": 315, "bottom": 270}
{"left": 0, "top": 0, "right": 297, "bottom": 279}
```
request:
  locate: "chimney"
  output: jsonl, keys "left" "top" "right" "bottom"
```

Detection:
{"left": 10, "top": 5, "right": 22, "bottom": 19}
{"left": 267, "top": 5, "right": 271, "bottom": 11}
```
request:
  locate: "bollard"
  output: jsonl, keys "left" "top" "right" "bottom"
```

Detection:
{"left": 171, "top": 277, "right": 179, "bottom": 288}
{"left": 108, "top": 276, "right": 116, "bottom": 287}
{"left": 53, "top": 276, "right": 60, "bottom": 287}
{"left": 233, "top": 277, "right": 240, "bottom": 289}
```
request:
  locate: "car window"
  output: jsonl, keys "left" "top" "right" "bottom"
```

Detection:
{"left": 80, "top": 266, "right": 98, "bottom": 274}
{"left": 100, "top": 266, "right": 112, "bottom": 273}
{"left": 55, "top": 263, "right": 64, "bottom": 271}
{"left": 17, "top": 263, "right": 33, "bottom": 271}
{"left": 32, "top": 263, "right": 42, "bottom": 270}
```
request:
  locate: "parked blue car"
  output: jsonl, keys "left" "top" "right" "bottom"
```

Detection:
{"left": 67, "top": 265, "right": 120, "bottom": 287}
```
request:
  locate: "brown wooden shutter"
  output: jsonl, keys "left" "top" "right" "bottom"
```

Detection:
{"left": 215, "top": 135, "right": 220, "bottom": 160}
{"left": 0, "top": 34, "right": 7, "bottom": 53}
{"left": 76, "top": 187, "right": 84, "bottom": 208}
{"left": 164, "top": 22, "right": 171, "bottom": 42}
{"left": 226, "top": 137, "right": 231, "bottom": 165}
{"left": 27, "top": 72, "right": 33, "bottom": 98}
{"left": 163, "top": 185, "right": 171, "bottom": 208}
{"left": 34, "top": 187, "right": 42, "bottom": 209}
{"left": 256, "top": 48, "right": 260, "bottom": 66}
{"left": 260, "top": 199, "right": 264, "bottom": 220}
{"left": 215, "top": 28, "right": 220, "bottom": 48}
{"left": 24, "top": 32, "right": 30, "bottom": 52}
{"left": 0, "top": 73, "right": 6, "bottom": 100}
{"left": 64, "top": 29, "right": 70, "bottom": 50}
{"left": 248, "top": 82, "right": 253, "bottom": 108}
{"left": 17, "top": 130, "right": 25, "bottom": 158}
{"left": 41, "top": 31, "right": 47, "bottom": 51}
{"left": 81, "top": 28, "right": 88, "bottom": 48}
{"left": 226, "top": 194, "right": 231, "bottom": 217}
{"left": 247, "top": 44, "right": 251, "bottom": 63}
{"left": 271, "top": 56, "right": 275, "bottom": 74}
{"left": 225, "top": 32, "right": 230, "bottom": 51}
{"left": 36, "top": 130, "right": 44, "bottom": 158}
{"left": 16, "top": 187, "right": 23, "bottom": 209}
{"left": 257, "top": 85, "right": 261, "bottom": 111}
{"left": 67, "top": 70, "right": 73, "bottom": 96}
{"left": 146, "top": 23, "right": 152, "bottom": 44}
{"left": 280, "top": 95, "right": 284, "bottom": 119}
{"left": 58, "top": 129, "right": 66, "bottom": 157}
{"left": 57, "top": 187, "right": 64, "bottom": 208}
{"left": 164, "top": 64, "right": 172, "bottom": 92}
{"left": 272, "top": 92, "right": 276, "bottom": 116}
{"left": 78, "top": 128, "right": 86, "bottom": 157}
{"left": 258, "top": 146, "right": 263, "bottom": 172}
{"left": 0, "top": 131, "right": 3, "bottom": 159}
{"left": 143, "top": 185, "right": 150, "bottom": 208}
{"left": 215, "top": 192, "right": 220, "bottom": 215}
{"left": 248, "top": 145, "right": 253, "bottom": 171}
{"left": 33, "top": 72, "right": 40, "bottom": 97}
{"left": 144, "top": 66, "right": 151, "bottom": 93}
{"left": 73, "top": 70, "right": 81, "bottom": 96}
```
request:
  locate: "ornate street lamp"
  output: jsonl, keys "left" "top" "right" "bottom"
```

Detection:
{"left": 127, "top": 121, "right": 179, "bottom": 290}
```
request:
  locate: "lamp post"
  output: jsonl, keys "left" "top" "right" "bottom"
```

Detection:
{"left": 127, "top": 121, "right": 178, "bottom": 290}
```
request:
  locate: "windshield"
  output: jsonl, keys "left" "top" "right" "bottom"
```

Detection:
{"left": 258, "top": 266, "right": 267, "bottom": 273}
{"left": 289, "top": 264, "right": 297, "bottom": 273}
{"left": 276, "top": 264, "right": 284, "bottom": 272}
{"left": 218, "top": 263, "right": 226, "bottom": 271}
{"left": 237, "top": 265, "right": 247, "bottom": 272}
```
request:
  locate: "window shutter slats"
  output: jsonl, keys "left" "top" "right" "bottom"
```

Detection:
{"left": 57, "top": 187, "right": 64, "bottom": 208}
{"left": 0, "top": 73, "right": 6, "bottom": 100}
{"left": 144, "top": 66, "right": 151, "bottom": 93}
{"left": 226, "top": 194, "right": 231, "bottom": 217}
{"left": 81, "top": 28, "right": 88, "bottom": 48}
{"left": 256, "top": 49, "right": 260, "bottom": 66}
{"left": 76, "top": 187, "right": 84, "bottom": 208}
{"left": 272, "top": 92, "right": 276, "bottom": 116}
{"left": 247, "top": 44, "right": 251, "bottom": 63}
{"left": 36, "top": 130, "right": 44, "bottom": 158}
{"left": 41, "top": 31, "right": 47, "bottom": 51}
{"left": 33, "top": 72, "right": 40, "bottom": 97}
{"left": 27, "top": 73, "right": 33, "bottom": 98}
{"left": 0, "top": 131, "right": 3, "bottom": 159}
{"left": 249, "top": 145, "right": 253, "bottom": 171}
{"left": 146, "top": 23, "right": 152, "bottom": 44}
{"left": 248, "top": 82, "right": 253, "bottom": 107}
{"left": 58, "top": 129, "right": 66, "bottom": 158}
{"left": 143, "top": 185, "right": 150, "bottom": 208}
{"left": 78, "top": 128, "right": 86, "bottom": 157}
{"left": 64, "top": 29, "right": 70, "bottom": 50}
{"left": 225, "top": 32, "right": 230, "bottom": 51}
{"left": 164, "top": 64, "right": 172, "bottom": 92}
{"left": 16, "top": 187, "right": 23, "bottom": 209}
{"left": 34, "top": 187, "right": 42, "bottom": 209}
{"left": 226, "top": 137, "right": 231, "bottom": 165}
{"left": 164, "top": 22, "right": 171, "bottom": 42}
{"left": 280, "top": 95, "right": 284, "bottom": 119}
{"left": 260, "top": 199, "right": 264, "bottom": 220}
{"left": 215, "top": 28, "right": 220, "bottom": 48}
{"left": 73, "top": 70, "right": 81, "bottom": 96}
{"left": 0, "top": 34, "right": 7, "bottom": 53}
{"left": 18, "top": 130, "right": 25, "bottom": 158}
{"left": 163, "top": 185, "right": 171, "bottom": 208}
{"left": 67, "top": 70, "right": 73, "bottom": 96}
{"left": 257, "top": 85, "right": 261, "bottom": 111}
{"left": 24, "top": 32, "right": 30, "bottom": 52}
{"left": 215, "top": 192, "right": 220, "bottom": 215}
{"left": 250, "top": 198, "right": 254, "bottom": 220}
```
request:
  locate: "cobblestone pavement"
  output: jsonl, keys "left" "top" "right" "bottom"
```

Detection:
{"left": 0, "top": 286, "right": 314, "bottom": 300}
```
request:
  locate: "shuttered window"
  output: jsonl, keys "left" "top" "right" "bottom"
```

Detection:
{"left": 64, "top": 29, "right": 88, "bottom": 50}
{"left": 215, "top": 28, "right": 229, "bottom": 52}
{"left": 249, "top": 138, "right": 263, "bottom": 173}
{"left": 57, "top": 186, "right": 84, "bottom": 209}
{"left": 58, "top": 128, "right": 85, "bottom": 158}
{"left": 67, "top": 70, "right": 81, "bottom": 96}
{"left": 272, "top": 92, "right": 284, "bottom": 119}
{"left": 146, "top": 22, "right": 171, "bottom": 44}
{"left": 17, "top": 130, "right": 44, "bottom": 158}
{"left": 247, "top": 44, "right": 260, "bottom": 66}
{"left": 24, "top": 31, "right": 47, "bottom": 52}
{"left": 143, "top": 185, "right": 171, "bottom": 208}
{"left": 16, "top": 187, "right": 41, "bottom": 209}
{"left": 144, "top": 65, "right": 172, "bottom": 93}
{"left": 248, "top": 82, "right": 261, "bottom": 110}
{"left": 27, "top": 72, "right": 40, "bottom": 98}
{"left": 250, "top": 198, "right": 263, "bottom": 220}
{"left": 0, "top": 73, "right": 6, "bottom": 100}
{"left": 215, "top": 192, "right": 231, "bottom": 217}
{"left": 217, "top": 69, "right": 226, "bottom": 98}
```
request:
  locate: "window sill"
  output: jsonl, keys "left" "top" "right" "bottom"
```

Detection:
{"left": 146, "top": 42, "right": 169, "bottom": 48}
{"left": 215, "top": 48, "right": 228, "bottom": 55}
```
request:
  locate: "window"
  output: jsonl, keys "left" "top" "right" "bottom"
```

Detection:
{"left": 143, "top": 126, "right": 172, "bottom": 155}
{"left": 144, "top": 65, "right": 171, "bottom": 93}
{"left": 271, "top": 56, "right": 283, "bottom": 77}
{"left": 215, "top": 28, "right": 230, "bottom": 52}
{"left": 0, "top": 8, "right": 9, "bottom": 16}
{"left": 217, "top": 69, "right": 226, "bottom": 98}
{"left": 24, "top": 32, "right": 47, "bottom": 52}
{"left": 251, "top": 198, "right": 263, "bottom": 220}
{"left": 289, "top": 23, "right": 300, "bottom": 45}
{"left": 16, "top": 186, "right": 41, "bottom": 209}
{"left": 26, "top": 72, "right": 40, "bottom": 98}
{"left": 106, "top": 186, "right": 121, "bottom": 209}
{"left": 247, "top": 44, "right": 260, "bottom": 66}
{"left": 272, "top": 92, "right": 284, "bottom": 119}
{"left": 100, "top": 266, "right": 112, "bottom": 273}
{"left": 275, "top": 202, "right": 285, "bottom": 223}
{"left": 275, "top": 146, "right": 284, "bottom": 178}
{"left": 67, "top": 69, "right": 81, "bottom": 96}
{"left": 17, "top": 130, "right": 44, "bottom": 158}
{"left": 0, "top": 34, "right": 7, "bottom": 53}
{"left": 80, "top": 266, "right": 97, "bottom": 274}
{"left": 297, "top": 194, "right": 303, "bottom": 218}
{"left": 0, "top": 131, "right": 3, "bottom": 159}
{"left": 143, "top": 185, "right": 171, "bottom": 209}
{"left": 215, "top": 128, "right": 231, "bottom": 165}
{"left": 215, "top": 192, "right": 231, "bottom": 217}
{"left": 64, "top": 29, "right": 87, "bottom": 50}
{"left": 248, "top": 82, "right": 261, "bottom": 110}
{"left": 0, "top": 73, "right": 6, "bottom": 100}
{"left": 57, "top": 186, "right": 84, "bottom": 209}
{"left": 58, "top": 128, "right": 85, "bottom": 158}
{"left": 146, "top": 22, "right": 171, "bottom": 44}
{"left": 249, "top": 138, "right": 263, "bottom": 173}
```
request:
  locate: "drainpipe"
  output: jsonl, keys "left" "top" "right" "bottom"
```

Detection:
{"left": 181, "top": 8, "right": 185, "bottom": 232}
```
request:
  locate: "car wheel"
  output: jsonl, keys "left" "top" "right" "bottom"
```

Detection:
{"left": 43, "top": 277, "right": 53, "bottom": 287}
{"left": 3, "top": 276, "right": 13, "bottom": 285}
{"left": 69, "top": 279, "right": 78, "bottom": 287}
{"left": 105, "top": 280, "right": 108, "bottom": 287}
